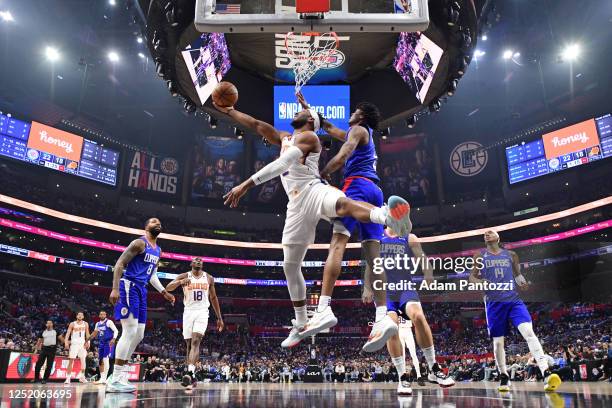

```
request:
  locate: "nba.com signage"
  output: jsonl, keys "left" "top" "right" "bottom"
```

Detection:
{"left": 125, "top": 150, "right": 181, "bottom": 196}
{"left": 274, "top": 85, "right": 350, "bottom": 132}
{"left": 449, "top": 141, "right": 488, "bottom": 177}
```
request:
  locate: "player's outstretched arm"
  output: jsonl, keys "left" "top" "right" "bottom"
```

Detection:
{"left": 320, "top": 126, "right": 366, "bottom": 179}
{"left": 207, "top": 274, "right": 224, "bottom": 332}
{"left": 321, "top": 118, "right": 348, "bottom": 142}
{"left": 214, "top": 103, "right": 288, "bottom": 146}
{"left": 149, "top": 266, "right": 175, "bottom": 305}
{"left": 165, "top": 272, "right": 189, "bottom": 292}
{"left": 85, "top": 329, "right": 98, "bottom": 343}
{"left": 223, "top": 132, "right": 317, "bottom": 208}
{"left": 110, "top": 239, "right": 146, "bottom": 305}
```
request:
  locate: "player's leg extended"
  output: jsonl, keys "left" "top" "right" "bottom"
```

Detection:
{"left": 335, "top": 196, "right": 413, "bottom": 237}
{"left": 78, "top": 349, "right": 87, "bottom": 382}
{"left": 493, "top": 336, "right": 510, "bottom": 391}
{"left": 184, "top": 339, "right": 191, "bottom": 367}
{"left": 401, "top": 323, "right": 422, "bottom": 381}
{"left": 64, "top": 358, "right": 74, "bottom": 383}
{"left": 183, "top": 332, "right": 203, "bottom": 388}
{"left": 386, "top": 312, "right": 412, "bottom": 395}
{"left": 106, "top": 315, "right": 138, "bottom": 392}
{"left": 361, "top": 239, "right": 398, "bottom": 353}
{"left": 281, "top": 244, "right": 309, "bottom": 348}
{"left": 516, "top": 317, "right": 561, "bottom": 392}
{"left": 405, "top": 302, "right": 454, "bottom": 387}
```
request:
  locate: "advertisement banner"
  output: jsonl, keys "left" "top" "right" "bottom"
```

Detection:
{"left": 3, "top": 352, "right": 140, "bottom": 381}
{"left": 124, "top": 150, "right": 182, "bottom": 197}
{"left": 27, "top": 122, "right": 83, "bottom": 162}
{"left": 542, "top": 119, "right": 599, "bottom": 160}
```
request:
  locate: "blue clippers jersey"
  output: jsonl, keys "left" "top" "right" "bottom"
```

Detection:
{"left": 95, "top": 320, "right": 114, "bottom": 343}
{"left": 344, "top": 126, "right": 379, "bottom": 183}
{"left": 124, "top": 237, "right": 161, "bottom": 286}
{"left": 380, "top": 232, "right": 414, "bottom": 283}
{"left": 480, "top": 249, "right": 520, "bottom": 302}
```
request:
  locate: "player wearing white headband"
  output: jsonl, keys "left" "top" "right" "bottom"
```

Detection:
{"left": 214, "top": 99, "right": 413, "bottom": 349}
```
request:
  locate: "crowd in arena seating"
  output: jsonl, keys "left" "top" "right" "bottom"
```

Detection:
{"left": 0, "top": 277, "right": 609, "bottom": 384}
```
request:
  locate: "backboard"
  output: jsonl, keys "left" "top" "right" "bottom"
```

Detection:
{"left": 195, "top": 0, "right": 429, "bottom": 33}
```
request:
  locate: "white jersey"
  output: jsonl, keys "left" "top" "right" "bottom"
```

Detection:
{"left": 70, "top": 320, "right": 87, "bottom": 344}
{"left": 280, "top": 134, "right": 321, "bottom": 201}
{"left": 182, "top": 271, "right": 210, "bottom": 311}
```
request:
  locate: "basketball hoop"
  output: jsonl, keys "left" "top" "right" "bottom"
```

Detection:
{"left": 285, "top": 31, "right": 339, "bottom": 92}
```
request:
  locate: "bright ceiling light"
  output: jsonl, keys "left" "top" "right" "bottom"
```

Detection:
{"left": 107, "top": 51, "right": 120, "bottom": 63}
{"left": 502, "top": 50, "right": 513, "bottom": 60}
{"left": 481, "top": 34, "right": 488, "bottom": 41}
{"left": 137, "top": 37, "right": 144, "bottom": 44}
{"left": 562, "top": 44, "right": 581, "bottom": 61}
{"left": 45, "top": 46, "right": 60, "bottom": 62}
{"left": 109, "top": 0, "right": 117, "bottom": 6}
{"left": 513, "top": 52, "right": 521, "bottom": 58}
{"left": 0, "top": 10, "right": 14, "bottom": 22}
{"left": 138, "top": 52, "right": 146, "bottom": 59}
{"left": 474, "top": 49, "right": 486, "bottom": 58}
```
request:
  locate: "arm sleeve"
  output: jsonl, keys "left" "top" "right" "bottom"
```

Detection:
{"left": 149, "top": 270, "right": 166, "bottom": 293}
{"left": 107, "top": 320, "right": 119, "bottom": 338}
{"left": 251, "top": 145, "right": 303, "bottom": 185}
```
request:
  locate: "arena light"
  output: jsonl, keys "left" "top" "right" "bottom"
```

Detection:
{"left": 481, "top": 34, "right": 488, "bottom": 41}
{"left": 474, "top": 49, "right": 486, "bottom": 58}
{"left": 167, "top": 80, "right": 178, "bottom": 97}
{"left": 429, "top": 99, "right": 441, "bottom": 113}
{"left": 109, "top": 0, "right": 116, "bottom": 6}
{"left": 503, "top": 49, "right": 513, "bottom": 60}
{"left": 138, "top": 52, "right": 146, "bottom": 59}
{"left": 107, "top": 51, "right": 120, "bottom": 63}
{"left": 406, "top": 115, "right": 417, "bottom": 129}
{"left": 513, "top": 52, "right": 521, "bottom": 59}
{"left": 0, "top": 10, "right": 14, "bottom": 22}
{"left": 562, "top": 44, "right": 581, "bottom": 61}
{"left": 447, "top": 79, "right": 458, "bottom": 96}
{"left": 208, "top": 115, "right": 218, "bottom": 129}
{"left": 136, "top": 36, "right": 144, "bottom": 44}
{"left": 45, "top": 46, "right": 60, "bottom": 62}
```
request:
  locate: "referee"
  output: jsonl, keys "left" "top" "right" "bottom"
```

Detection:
{"left": 33, "top": 321, "right": 63, "bottom": 383}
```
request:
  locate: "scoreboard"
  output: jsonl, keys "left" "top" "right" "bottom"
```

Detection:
{"left": 0, "top": 114, "right": 119, "bottom": 186}
{"left": 506, "top": 114, "right": 612, "bottom": 184}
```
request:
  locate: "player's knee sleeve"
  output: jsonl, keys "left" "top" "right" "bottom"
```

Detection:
{"left": 115, "top": 317, "right": 138, "bottom": 360}
{"left": 283, "top": 245, "right": 308, "bottom": 301}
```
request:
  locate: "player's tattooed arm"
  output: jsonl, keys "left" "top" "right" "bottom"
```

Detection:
{"left": 320, "top": 126, "right": 367, "bottom": 179}
{"left": 469, "top": 253, "right": 485, "bottom": 284}
{"left": 165, "top": 272, "right": 190, "bottom": 292}
{"left": 109, "top": 239, "right": 146, "bottom": 305}
{"left": 510, "top": 250, "right": 528, "bottom": 288}
{"left": 409, "top": 234, "right": 433, "bottom": 283}
{"left": 208, "top": 274, "right": 224, "bottom": 332}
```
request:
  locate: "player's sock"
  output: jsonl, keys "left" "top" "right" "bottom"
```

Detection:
{"left": 317, "top": 296, "right": 331, "bottom": 313}
{"left": 517, "top": 322, "right": 548, "bottom": 376}
{"left": 493, "top": 336, "right": 508, "bottom": 375}
{"left": 369, "top": 207, "right": 387, "bottom": 225}
{"left": 422, "top": 345, "right": 436, "bottom": 370}
{"left": 111, "top": 365, "right": 125, "bottom": 382}
{"left": 375, "top": 306, "right": 387, "bottom": 322}
{"left": 188, "top": 364, "right": 196, "bottom": 375}
{"left": 294, "top": 306, "right": 308, "bottom": 326}
{"left": 392, "top": 356, "right": 406, "bottom": 378}
{"left": 101, "top": 357, "right": 109, "bottom": 380}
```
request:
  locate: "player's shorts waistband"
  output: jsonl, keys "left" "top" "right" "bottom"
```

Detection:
{"left": 342, "top": 176, "right": 378, "bottom": 189}
{"left": 120, "top": 277, "right": 147, "bottom": 288}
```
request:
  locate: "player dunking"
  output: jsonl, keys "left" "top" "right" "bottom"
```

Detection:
{"left": 295, "top": 93, "right": 407, "bottom": 352}
{"left": 214, "top": 100, "right": 412, "bottom": 349}
{"left": 470, "top": 230, "right": 561, "bottom": 392}
{"left": 64, "top": 312, "right": 90, "bottom": 384}
{"left": 382, "top": 227, "right": 455, "bottom": 394}
{"left": 165, "top": 257, "right": 224, "bottom": 390}
{"left": 106, "top": 218, "right": 175, "bottom": 393}
{"left": 85, "top": 310, "right": 118, "bottom": 384}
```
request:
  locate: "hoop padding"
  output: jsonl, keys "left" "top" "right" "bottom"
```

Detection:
{"left": 285, "top": 32, "right": 339, "bottom": 92}
{"left": 1, "top": 193, "right": 610, "bottom": 249}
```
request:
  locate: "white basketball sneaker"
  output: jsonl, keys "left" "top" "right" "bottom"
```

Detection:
{"left": 427, "top": 364, "right": 455, "bottom": 387}
{"left": 299, "top": 308, "right": 338, "bottom": 338}
{"left": 362, "top": 315, "right": 398, "bottom": 353}
{"left": 384, "top": 196, "right": 413, "bottom": 237}
{"left": 397, "top": 374, "right": 413, "bottom": 395}
{"left": 281, "top": 319, "right": 306, "bottom": 348}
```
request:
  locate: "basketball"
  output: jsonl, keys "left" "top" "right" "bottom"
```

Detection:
{"left": 212, "top": 81, "right": 238, "bottom": 108}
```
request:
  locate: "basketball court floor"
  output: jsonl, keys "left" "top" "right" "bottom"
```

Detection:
{"left": 0, "top": 382, "right": 610, "bottom": 407}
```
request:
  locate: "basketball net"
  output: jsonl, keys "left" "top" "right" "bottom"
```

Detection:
{"left": 285, "top": 32, "right": 339, "bottom": 92}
